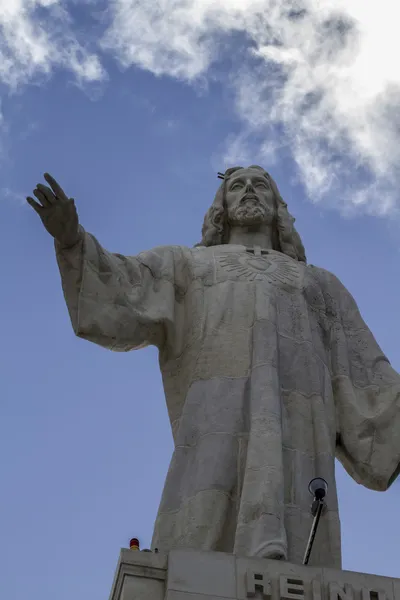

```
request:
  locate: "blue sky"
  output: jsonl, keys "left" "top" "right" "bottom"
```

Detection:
{"left": 2, "top": 1, "right": 400, "bottom": 599}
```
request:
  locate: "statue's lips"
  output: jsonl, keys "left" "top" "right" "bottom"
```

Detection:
{"left": 240, "top": 195, "right": 259, "bottom": 203}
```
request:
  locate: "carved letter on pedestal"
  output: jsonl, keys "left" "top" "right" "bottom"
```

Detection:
{"left": 329, "top": 582, "right": 354, "bottom": 600}
{"left": 246, "top": 569, "right": 272, "bottom": 599}
{"left": 280, "top": 576, "right": 305, "bottom": 600}
{"left": 362, "top": 589, "right": 386, "bottom": 600}
{"left": 312, "top": 579, "right": 322, "bottom": 600}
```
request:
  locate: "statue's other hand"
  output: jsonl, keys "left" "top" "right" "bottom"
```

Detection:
{"left": 27, "top": 173, "right": 80, "bottom": 248}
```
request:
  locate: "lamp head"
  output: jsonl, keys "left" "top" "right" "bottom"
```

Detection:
{"left": 308, "top": 478, "right": 328, "bottom": 501}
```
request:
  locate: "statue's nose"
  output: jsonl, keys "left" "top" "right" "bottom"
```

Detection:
{"left": 245, "top": 179, "right": 255, "bottom": 192}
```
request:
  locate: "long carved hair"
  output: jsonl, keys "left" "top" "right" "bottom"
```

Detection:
{"left": 198, "top": 165, "right": 306, "bottom": 263}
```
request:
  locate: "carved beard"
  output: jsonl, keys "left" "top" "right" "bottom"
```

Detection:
{"left": 228, "top": 200, "right": 270, "bottom": 226}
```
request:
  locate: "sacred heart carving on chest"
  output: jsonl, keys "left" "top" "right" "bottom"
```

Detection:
{"left": 216, "top": 251, "right": 304, "bottom": 289}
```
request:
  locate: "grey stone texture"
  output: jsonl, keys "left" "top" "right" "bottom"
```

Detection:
{"left": 109, "top": 549, "right": 167, "bottom": 600}
{"left": 28, "top": 167, "right": 400, "bottom": 569}
{"left": 109, "top": 549, "right": 400, "bottom": 600}
{"left": 55, "top": 234, "right": 400, "bottom": 568}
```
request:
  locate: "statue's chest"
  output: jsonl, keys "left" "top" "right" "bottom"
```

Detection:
{"left": 191, "top": 246, "right": 305, "bottom": 292}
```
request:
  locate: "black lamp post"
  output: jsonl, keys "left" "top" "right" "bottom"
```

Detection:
{"left": 302, "top": 478, "right": 328, "bottom": 565}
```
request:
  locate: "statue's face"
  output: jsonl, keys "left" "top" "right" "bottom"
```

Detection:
{"left": 225, "top": 168, "right": 275, "bottom": 227}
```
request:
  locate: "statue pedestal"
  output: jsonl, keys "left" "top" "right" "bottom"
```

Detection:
{"left": 109, "top": 548, "right": 400, "bottom": 600}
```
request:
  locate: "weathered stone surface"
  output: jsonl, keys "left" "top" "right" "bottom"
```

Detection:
{"left": 30, "top": 167, "right": 400, "bottom": 569}
{"left": 323, "top": 568, "right": 395, "bottom": 600}
{"left": 120, "top": 576, "right": 164, "bottom": 600}
{"left": 109, "top": 549, "right": 167, "bottom": 600}
{"left": 109, "top": 549, "right": 400, "bottom": 600}
{"left": 392, "top": 577, "right": 400, "bottom": 600}
{"left": 236, "top": 556, "right": 322, "bottom": 600}
{"left": 166, "top": 594, "right": 233, "bottom": 600}
{"left": 167, "top": 549, "right": 236, "bottom": 598}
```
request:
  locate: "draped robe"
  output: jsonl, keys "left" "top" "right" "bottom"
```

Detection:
{"left": 56, "top": 228, "right": 400, "bottom": 567}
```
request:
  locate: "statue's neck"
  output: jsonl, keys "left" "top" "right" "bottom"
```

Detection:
{"left": 227, "top": 224, "right": 274, "bottom": 250}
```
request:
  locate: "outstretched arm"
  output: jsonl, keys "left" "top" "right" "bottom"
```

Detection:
{"left": 27, "top": 174, "right": 178, "bottom": 352}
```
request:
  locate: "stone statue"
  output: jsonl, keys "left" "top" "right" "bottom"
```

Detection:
{"left": 27, "top": 167, "right": 400, "bottom": 568}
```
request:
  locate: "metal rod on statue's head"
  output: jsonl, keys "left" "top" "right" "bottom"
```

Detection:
{"left": 303, "top": 478, "right": 328, "bottom": 565}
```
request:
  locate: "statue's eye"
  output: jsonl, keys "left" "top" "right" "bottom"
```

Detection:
{"left": 230, "top": 182, "right": 243, "bottom": 190}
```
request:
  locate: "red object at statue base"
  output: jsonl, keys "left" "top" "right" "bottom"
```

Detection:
{"left": 129, "top": 538, "right": 140, "bottom": 551}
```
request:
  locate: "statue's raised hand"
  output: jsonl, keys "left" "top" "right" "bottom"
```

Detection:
{"left": 27, "top": 173, "right": 80, "bottom": 248}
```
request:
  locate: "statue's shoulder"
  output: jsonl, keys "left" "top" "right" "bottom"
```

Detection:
{"left": 305, "top": 263, "right": 350, "bottom": 312}
{"left": 306, "top": 263, "right": 340, "bottom": 287}
{"left": 135, "top": 244, "right": 215, "bottom": 272}
{"left": 137, "top": 244, "right": 192, "bottom": 261}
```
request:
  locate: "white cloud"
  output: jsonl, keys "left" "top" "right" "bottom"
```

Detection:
{"left": 0, "top": 0, "right": 105, "bottom": 89}
{"left": 2, "top": 0, "right": 400, "bottom": 215}
{"left": 1, "top": 186, "right": 26, "bottom": 206}
{"left": 101, "top": 0, "right": 400, "bottom": 215}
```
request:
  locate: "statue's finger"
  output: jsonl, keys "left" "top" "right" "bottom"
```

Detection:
{"left": 44, "top": 173, "right": 68, "bottom": 201}
{"left": 36, "top": 183, "right": 56, "bottom": 204}
{"left": 33, "top": 188, "right": 50, "bottom": 207}
{"left": 26, "top": 196, "right": 43, "bottom": 214}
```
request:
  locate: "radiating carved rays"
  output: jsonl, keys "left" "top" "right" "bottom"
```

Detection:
{"left": 217, "top": 252, "right": 301, "bottom": 286}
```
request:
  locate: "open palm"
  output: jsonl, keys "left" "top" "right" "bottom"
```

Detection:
{"left": 27, "top": 173, "right": 80, "bottom": 248}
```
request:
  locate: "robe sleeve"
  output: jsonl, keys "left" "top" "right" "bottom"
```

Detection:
{"left": 312, "top": 266, "right": 400, "bottom": 491}
{"left": 54, "top": 226, "right": 182, "bottom": 352}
